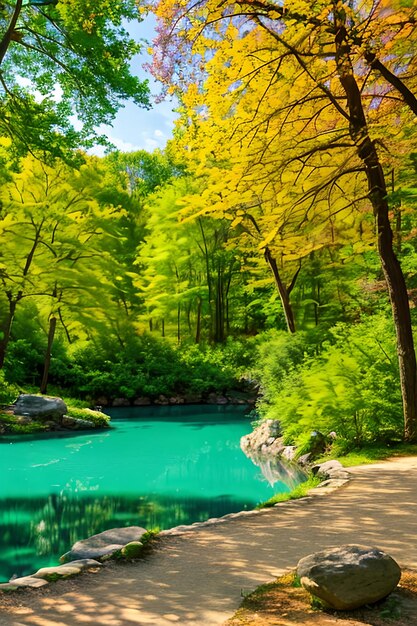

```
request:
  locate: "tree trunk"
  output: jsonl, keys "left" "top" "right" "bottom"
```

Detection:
{"left": 195, "top": 297, "right": 202, "bottom": 344}
{"left": 0, "top": 0, "right": 23, "bottom": 65}
{"left": 264, "top": 247, "right": 296, "bottom": 333}
{"left": 0, "top": 298, "right": 17, "bottom": 368}
{"left": 40, "top": 315, "right": 57, "bottom": 395}
{"left": 214, "top": 265, "right": 225, "bottom": 343}
{"left": 334, "top": 8, "right": 417, "bottom": 440}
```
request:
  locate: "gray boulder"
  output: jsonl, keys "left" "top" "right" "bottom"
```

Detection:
{"left": 312, "top": 460, "right": 345, "bottom": 479}
{"left": 13, "top": 394, "right": 67, "bottom": 420}
{"left": 297, "top": 545, "right": 401, "bottom": 610}
{"left": 60, "top": 526, "right": 147, "bottom": 563}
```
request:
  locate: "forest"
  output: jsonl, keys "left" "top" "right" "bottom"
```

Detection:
{"left": 0, "top": 0, "right": 417, "bottom": 455}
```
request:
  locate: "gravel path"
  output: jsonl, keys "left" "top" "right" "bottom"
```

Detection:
{"left": 1, "top": 456, "right": 417, "bottom": 626}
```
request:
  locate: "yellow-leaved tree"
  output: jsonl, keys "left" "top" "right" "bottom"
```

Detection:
{"left": 147, "top": 0, "right": 417, "bottom": 440}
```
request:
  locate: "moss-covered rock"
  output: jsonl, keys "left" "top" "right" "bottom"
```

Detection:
{"left": 121, "top": 541, "right": 144, "bottom": 559}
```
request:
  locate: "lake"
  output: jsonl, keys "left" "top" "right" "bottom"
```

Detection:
{"left": 0, "top": 405, "right": 305, "bottom": 582}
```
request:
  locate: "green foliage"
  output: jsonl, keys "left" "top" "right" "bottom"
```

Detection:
{"left": 256, "top": 315, "right": 403, "bottom": 449}
{"left": 0, "top": 370, "right": 19, "bottom": 405}
{"left": 0, "top": 413, "right": 48, "bottom": 434}
{"left": 47, "top": 333, "right": 250, "bottom": 400}
{"left": 0, "top": 0, "right": 150, "bottom": 157}
{"left": 66, "top": 406, "right": 110, "bottom": 427}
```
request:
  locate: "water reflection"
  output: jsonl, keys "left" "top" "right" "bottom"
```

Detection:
{"left": 242, "top": 449, "right": 307, "bottom": 489}
{"left": 0, "top": 492, "right": 253, "bottom": 581}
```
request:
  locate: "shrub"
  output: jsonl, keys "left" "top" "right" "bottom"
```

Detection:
{"left": 0, "top": 370, "right": 19, "bottom": 405}
{"left": 256, "top": 315, "right": 403, "bottom": 449}
{"left": 66, "top": 406, "right": 111, "bottom": 427}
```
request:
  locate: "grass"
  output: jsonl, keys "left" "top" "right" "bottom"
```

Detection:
{"left": 256, "top": 475, "right": 322, "bottom": 509}
{"left": 66, "top": 406, "right": 111, "bottom": 428}
{"left": 317, "top": 442, "right": 417, "bottom": 467}
{"left": 0, "top": 412, "right": 49, "bottom": 434}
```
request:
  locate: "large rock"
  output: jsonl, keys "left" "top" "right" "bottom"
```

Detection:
{"left": 311, "top": 460, "right": 349, "bottom": 480}
{"left": 13, "top": 394, "right": 67, "bottom": 421}
{"left": 240, "top": 420, "right": 283, "bottom": 457}
{"left": 7, "top": 576, "right": 49, "bottom": 588}
{"left": 297, "top": 545, "right": 401, "bottom": 610}
{"left": 33, "top": 560, "right": 102, "bottom": 580}
{"left": 60, "top": 526, "right": 147, "bottom": 563}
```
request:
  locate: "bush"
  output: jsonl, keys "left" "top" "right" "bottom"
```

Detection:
{"left": 0, "top": 370, "right": 19, "bottom": 405}
{"left": 46, "top": 333, "right": 252, "bottom": 400}
{"left": 66, "top": 406, "right": 111, "bottom": 427}
{"left": 256, "top": 315, "right": 403, "bottom": 449}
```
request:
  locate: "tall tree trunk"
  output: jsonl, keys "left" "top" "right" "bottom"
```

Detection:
{"left": 195, "top": 297, "right": 202, "bottom": 344}
{"left": 0, "top": 298, "right": 18, "bottom": 368}
{"left": 214, "top": 264, "right": 225, "bottom": 342}
{"left": 177, "top": 303, "right": 181, "bottom": 344}
{"left": 0, "top": 0, "right": 23, "bottom": 65}
{"left": 40, "top": 315, "right": 57, "bottom": 395}
{"left": 334, "top": 8, "right": 417, "bottom": 440}
{"left": 264, "top": 247, "right": 296, "bottom": 334}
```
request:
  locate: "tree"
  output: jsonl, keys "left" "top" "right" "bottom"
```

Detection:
{"left": 0, "top": 0, "right": 149, "bottom": 158}
{"left": 0, "top": 154, "right": 123, "bottom": 374}
{"left": 148, "top": 0, "right": 417, "bottom": 440}
{"left": 139, "top": 176, "right": 247, "bottom": 343}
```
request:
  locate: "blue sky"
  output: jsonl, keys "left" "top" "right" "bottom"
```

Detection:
{"left": 92, "top": 16, "right": 178, "bottom": 155}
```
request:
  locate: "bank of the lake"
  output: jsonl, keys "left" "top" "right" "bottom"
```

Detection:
{"left": 0, "top": 405, "right": 305, "bottom": 583}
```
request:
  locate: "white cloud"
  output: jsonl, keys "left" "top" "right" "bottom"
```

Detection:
{"left": 144, "top": 138, "right": 159, "bottom": 150}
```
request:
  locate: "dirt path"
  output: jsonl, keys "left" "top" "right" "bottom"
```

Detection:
{"left": 2, "top": 456, "right": 417, "bottom": 626}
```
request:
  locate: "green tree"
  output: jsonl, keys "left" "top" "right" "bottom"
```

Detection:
{"left": 0, "top": 0, "right": 149, "bottom": 158}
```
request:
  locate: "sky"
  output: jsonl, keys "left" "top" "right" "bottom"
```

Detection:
{"left": 91, "top": 16, "right": 178, "bottom": 156}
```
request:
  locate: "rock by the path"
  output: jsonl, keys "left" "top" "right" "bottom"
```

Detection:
{"left": 121, "top": 542, "right": 144, "bottom": 559}
{"left": 66, "top": 559, "right": 103, "bottom": 570}
{"left": 33, "top": 564, "right": 84, "bottom": 580}
{"left": 0, "top": 583, "right": 19, "bottom": 591}
{"left": 60, "top": 526, "right": 147, "bottom": 563}
{"left": 32, "top": 560, "right": 101, "bottom": 581}
{"left": 7, "top": 576, "right": 49, "bottom": 589}
{"left": 13, "top": 394, "right": 67, "bottom": 420}
{"left": 312, "top": 460, "right": 348, "bottom": 479}
{"left": 297, "top": 545, "right": 401, "bottom": 610}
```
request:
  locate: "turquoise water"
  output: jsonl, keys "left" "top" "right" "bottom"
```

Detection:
{"left": 0, "top": 406, "right": 304, "bottom": 582}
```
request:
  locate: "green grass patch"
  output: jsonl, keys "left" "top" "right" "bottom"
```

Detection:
{"left": 0, "top": 412, "right": 49, "bottom": 434}
{"left": 317, "top": 442, "right": 417, "bottom": 467}
{"left": 256, "top": 475, "right": 322, "bottom": 509}
{"left": 66, "top": 406, "right": 111, "bottom": 428}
